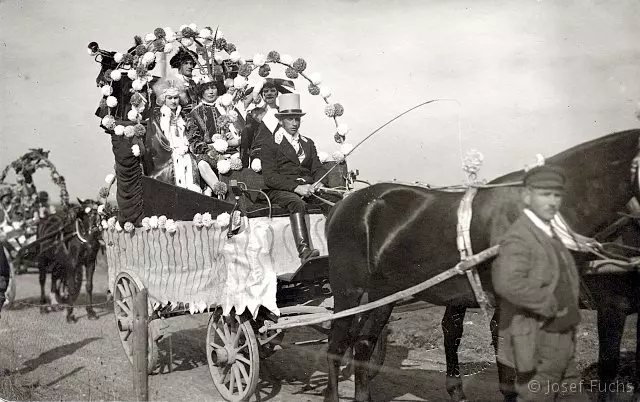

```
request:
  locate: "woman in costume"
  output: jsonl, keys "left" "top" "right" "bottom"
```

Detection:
{"left": 148, "top": 79, "right": 201, "bottom": 192}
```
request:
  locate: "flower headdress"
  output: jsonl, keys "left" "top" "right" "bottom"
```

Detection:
{"left": 152, "top": 78, "right": 184, "bottom": 106}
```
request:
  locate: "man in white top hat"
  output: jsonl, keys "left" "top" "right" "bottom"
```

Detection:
{"left": 260, "top": 93, "right": 330, "bottom": 264}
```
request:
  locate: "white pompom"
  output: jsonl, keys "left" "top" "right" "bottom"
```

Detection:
{"left": 181, "top": 38, "right": 194, "bottom": 47}
{"left": 105, "top": 173, "right": 115, "bottom": 185}
{"left": 101, "top": 85, "right": 113, "bottom": 96}
{"left": 340, "top": 143, "right": 354, "bottom": 155}
{"left": 320, "top": 86, "right": 332, "bottom": 99}
{"left": 164, "top": 27, "right": 175, "bottom": 42}
{"left": 110, "top": 70, "right": 122, "bottom": 81}
{"left": 229, "top": 51, "right": 241, "bottom": 62}
{"left": 252, "top": 53, "right": 266, "bottom": 67}
{"left": 251, "top": 159, "right": 262, "bottom": 172}
{"left": 127, "top": 70, "right": 138, "bottom": 80}
{"left": 142, "top": 52, "right": 156, "bottom": 66}
{"left": 199, "top": 28, "right": 212, "bottom": 38}
{"left": 233, "top": 76, "right": 247, "bottom": 89}
{"left": 127, "top": 109, "right": 139, "bottom": 121}
{"left": 132, "top": 79, "right": 144, "bottom": 91}
{"left": 212, "top": 139, "right": 229, "bottom": 153}
{"left": 317, "top": 152, "right": 329, "bottom": 163}
{"left": 219, "top": 93, "right": 233, "bottom": 107}
{"left": 337, "top": 124, "right": 350, "bottom": 136}
{"left": 217, "top": 159, "right": 231, "bottom": 175}
{"left": 281, "top": 54, "right": 293, "bottom": 65}
{"left": 310, "top": 73, "right": 322, "bottom": 85}
{"left": 163, "top": 43, "right": 173, "bottom": 53}
{"left": 216, "top": 30, "right": 224, "bottom": 38}
{"left": 114, "top": 52, "right": 124, "bottom": 63}
{"left": 114, "top": 125, "right": 125, "bottom": 136}
{"left": 106, "top": 96, "right": 118, "bottom": 108}
{"left": 131, "top": 144, "right": 141, "bottom": 157}
{"left": 144, "top": 33, "right": 156, "bottom": 42}
{"left": 188, "top": 23, "right": 197, "bottom": 31}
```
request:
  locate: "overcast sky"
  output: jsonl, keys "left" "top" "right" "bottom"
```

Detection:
{"left": 1, "top": 0, "right": 639, "bottom": 200}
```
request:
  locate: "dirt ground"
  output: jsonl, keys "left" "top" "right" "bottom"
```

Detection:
{"left": 0, "top": 255, "right": 637, "bottom": 402}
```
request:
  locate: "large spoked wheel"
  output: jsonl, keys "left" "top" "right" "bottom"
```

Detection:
{"left": 207, "top": 311, "right": 260, "bottom": 401}
{"left": 113, "top": 272, "right": 158, "bottom": 373}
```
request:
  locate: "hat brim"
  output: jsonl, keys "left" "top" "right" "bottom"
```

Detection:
{"left": 275, "top": 112, "right": 306, "bottom": 118}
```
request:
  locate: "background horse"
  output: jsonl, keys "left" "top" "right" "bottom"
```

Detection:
{"left": 26, "top": 201, "right": 102, "bottom": 322}
{"left": 323, "top": 129, "right": 640, "bottom": 402}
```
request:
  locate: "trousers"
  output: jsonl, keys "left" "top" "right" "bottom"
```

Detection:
{"left": 515, "top": 329, "right": 587, "bottom": 401}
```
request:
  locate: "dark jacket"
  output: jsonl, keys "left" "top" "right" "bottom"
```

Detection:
{"left": 491, "top": 213, "right": 580, "bottom": 372}
{"left": 261, "top": 130, "right": 329, "bottom": 192}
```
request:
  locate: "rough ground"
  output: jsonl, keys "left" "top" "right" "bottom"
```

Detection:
{"left": 0, "top": 255, "right": 637, "bottom": 402}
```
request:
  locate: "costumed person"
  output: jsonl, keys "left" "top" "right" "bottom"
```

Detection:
{"left": 186, "top": 79, "right": 242, "bottom": 193}
{"left": 491, "top": 165, "right": 585, "bottom": 402}
{"left": 149, "top": 78, "right": 201, "bottom": 192}
{"left": 0, "top": 187, "right": 19, "bottom": 259}
{"left": 32, "top": 191, "right": 56, "bottom": 223}
{"left": 169, "top": 47, "right": 199, "bottom": 115}
{"left": 0, "top": 230, "right": 10, "bottom": 318}
{"left": 241, "top": 78, "right": 295, "bottom": 169}
{"left": 261, "top": 93, "right": 332, "bottom": 264}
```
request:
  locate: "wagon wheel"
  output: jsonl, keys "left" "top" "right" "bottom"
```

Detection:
{"left": 113, "top": 272, "right": 159, "bottom": 373}
{"left": 207, "top": 310, "right": 260, "bottom": 401}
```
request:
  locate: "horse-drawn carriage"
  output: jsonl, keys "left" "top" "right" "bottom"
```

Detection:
{"left": 92, "top": 23, "right": 640, "bottom": 402}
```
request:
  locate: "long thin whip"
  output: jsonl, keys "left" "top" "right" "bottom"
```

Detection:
{"left": 312, "top": 98, "right": 461, "bottom": 189}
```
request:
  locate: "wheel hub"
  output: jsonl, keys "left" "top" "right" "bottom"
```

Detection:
{"left": 213, "top": 347, "right": 236, "bottom": 365}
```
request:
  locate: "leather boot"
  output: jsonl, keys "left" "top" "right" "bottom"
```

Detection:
{"left": 290, "top": 212, "right": 320, "bottom": 264}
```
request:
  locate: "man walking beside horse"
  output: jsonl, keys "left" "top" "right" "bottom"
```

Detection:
{"left": 492, "top": 165, "right": 586, "bottom": 401}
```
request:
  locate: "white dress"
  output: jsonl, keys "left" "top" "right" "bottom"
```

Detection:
{"left": 159, "top": 105, "right": 200, "bottom": 192}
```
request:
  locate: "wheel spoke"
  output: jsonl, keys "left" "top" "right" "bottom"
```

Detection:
{"left": 123, "top": 329, "right": 132, "bottom": 342}
{"left": 231, "top": 325, "right": 241, "bottom": 347}
{"left": 228, "top": 364, "right": 235, "bottom": 393}
{"left": 116, "top": 300, "right": 132, "bottom": 317}
{"left": 223, "top": 319, "right": 232, "bottom": 343}
{"left": 209, "top": 341, "right": 224, "bottom": 350}
{"left": 236, "top": 355, "right": 251, "bottom": 366}
{"left": 221, "top": 365, "right": 231, "bottom": 384}
{"left": 117, "top": 283, "right": 128, "bottom": 299}
{"left": 232, "top": 365, "right": 244, "bottom": 394}
{"left": 215, "top": 328, "right": 227, "bottom": 344}
{"left": 236, "top": 341, "right": 248, "bottom": 354}
{"left": 237, "top": 361, "right": 251, "bottom": 385}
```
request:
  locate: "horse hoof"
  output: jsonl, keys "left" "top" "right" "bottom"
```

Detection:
{"left": 39, "top": 306, "right": 50, "bottom": 314}
{"left": 66, "top": 315, "right": 78, "bottom": 323}
{"left": 87, "top": 310, "right": 98, "bottom": 320}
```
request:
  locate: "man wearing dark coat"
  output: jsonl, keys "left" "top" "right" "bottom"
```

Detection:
{"left": 260, "top": 93, "right": 330, "bottom": 264}
{"left": 492, "top": 165, "right": 585, "bottom": 401}
{"left": 169, "top": 48, "right": 199, "bottom": 115}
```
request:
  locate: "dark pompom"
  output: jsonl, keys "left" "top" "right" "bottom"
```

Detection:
{"left": 334, "top": 133, "right": 345, "bottom": 144}
{"left": 135, "top": 44, "right": 147, "bottom": 56}
{"left": 181, "top": 27, "right": 196, "bottom": 38}
{"left": 238, "top": 64, "right": 253, "bottom": 77}
{"left": 334, "top": 103, "right": 344, "bottom": 116}
{"left": 308, "top": 84, "right": 320, "bottom": 95}
{"left": 292, "top": 58, "right": 307, "bottom": 72}
{"left": 215, "top": 38, "right": 227, "bottom": 49}
{"left": 130, "top": 93, "right": 145, "bottom": 107}
{"left": 153, "top": 28, "right": 166, "bottom": 39}
{"left": 267, "top": 51, "right": 280, "bottom": 62}
{"left": 258, "top": 65, "right": 271, "bottom": 77}
{"left": 285, "top": 67, "right": 298, "bottom": 79}
{"left": 134, "top": 123, "right": 146, "bottom": 137}
{"left": 225, "top": 43, "right": 237, "bottom": 53}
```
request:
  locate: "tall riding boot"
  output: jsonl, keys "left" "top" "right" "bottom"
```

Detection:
{"left": 290, "top": 212, "right": 320, "bottom": 264}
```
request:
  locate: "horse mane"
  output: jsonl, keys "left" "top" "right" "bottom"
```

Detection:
{"left": 489, "top": 129, "right": 640, "bottom": 185}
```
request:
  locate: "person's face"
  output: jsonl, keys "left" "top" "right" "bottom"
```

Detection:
{"left": 165, "top": 94, "right": 180, "bottom": 111}
{"left": 281, "top": 116, "right": 301, "bottom": 135}
{"left": 179, "top": 60, "right": 194, "bottom": 77}
{"left": 202, "top": 86, "right": 219, "bottom": 103}
{"left": 262, "top": 87, "right": 278, "bottom": 106}
{"left": 523, "top": 187, "right": 564, "bottom": 222}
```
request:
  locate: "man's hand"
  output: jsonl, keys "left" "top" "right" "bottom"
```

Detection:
{"left": 294, "top": 185, "right": 314, "bottom": 197}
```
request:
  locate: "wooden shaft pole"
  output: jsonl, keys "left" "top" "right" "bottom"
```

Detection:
{"left": 259, "top": 245, "right": 500, "bottom": 333}
{"left": 132, "top": 288, "right": 149, "bottom": 401}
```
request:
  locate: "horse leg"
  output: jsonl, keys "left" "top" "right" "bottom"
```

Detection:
{"left": 443, "top": 305, "right": 467, "bottom": 401}
{"left": 324, "top": 290, "right": 363, "bottom": 402}
{"left": 490, "top": 307, "right": 517, "bottom": 402}
{"left": 596, "top": 305, "right": 626, "bottom": 401}
{"left": 85, "top": 262, "right": 98, "bottom": 320}
{"left": 353, "top": 304, "right": 393, "bottom": 402}
{"left": 39, "top": 263, "right": 49, "bottom": 314}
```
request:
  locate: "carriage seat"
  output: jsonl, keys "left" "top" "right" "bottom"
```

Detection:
{"left": 219, "top": 161, "right": 348, "bottom": 219}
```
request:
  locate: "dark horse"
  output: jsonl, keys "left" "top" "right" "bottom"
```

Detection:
{"left": 324, "top": 129, "right": 640, "bottom": 402}
{"left": 30, "top": 200, "right": 102, "bottom": 322}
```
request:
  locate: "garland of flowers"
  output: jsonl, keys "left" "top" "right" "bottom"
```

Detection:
{"left": 0, "top": 149, "right": 70, "bottom": 225}
{"left": 89, "top": 24, "right": 352, "bottom": 164}
{"left": 101, "top": 211, "right": 239, "bottom": 234}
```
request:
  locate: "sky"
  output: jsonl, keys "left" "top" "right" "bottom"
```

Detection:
{"left": 1, "top": 0, "right": 639, "bottom": 200}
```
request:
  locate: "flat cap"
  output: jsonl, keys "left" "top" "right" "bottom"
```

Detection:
{"left": 523, "top": 165, "right": 566, "bottom": 190}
